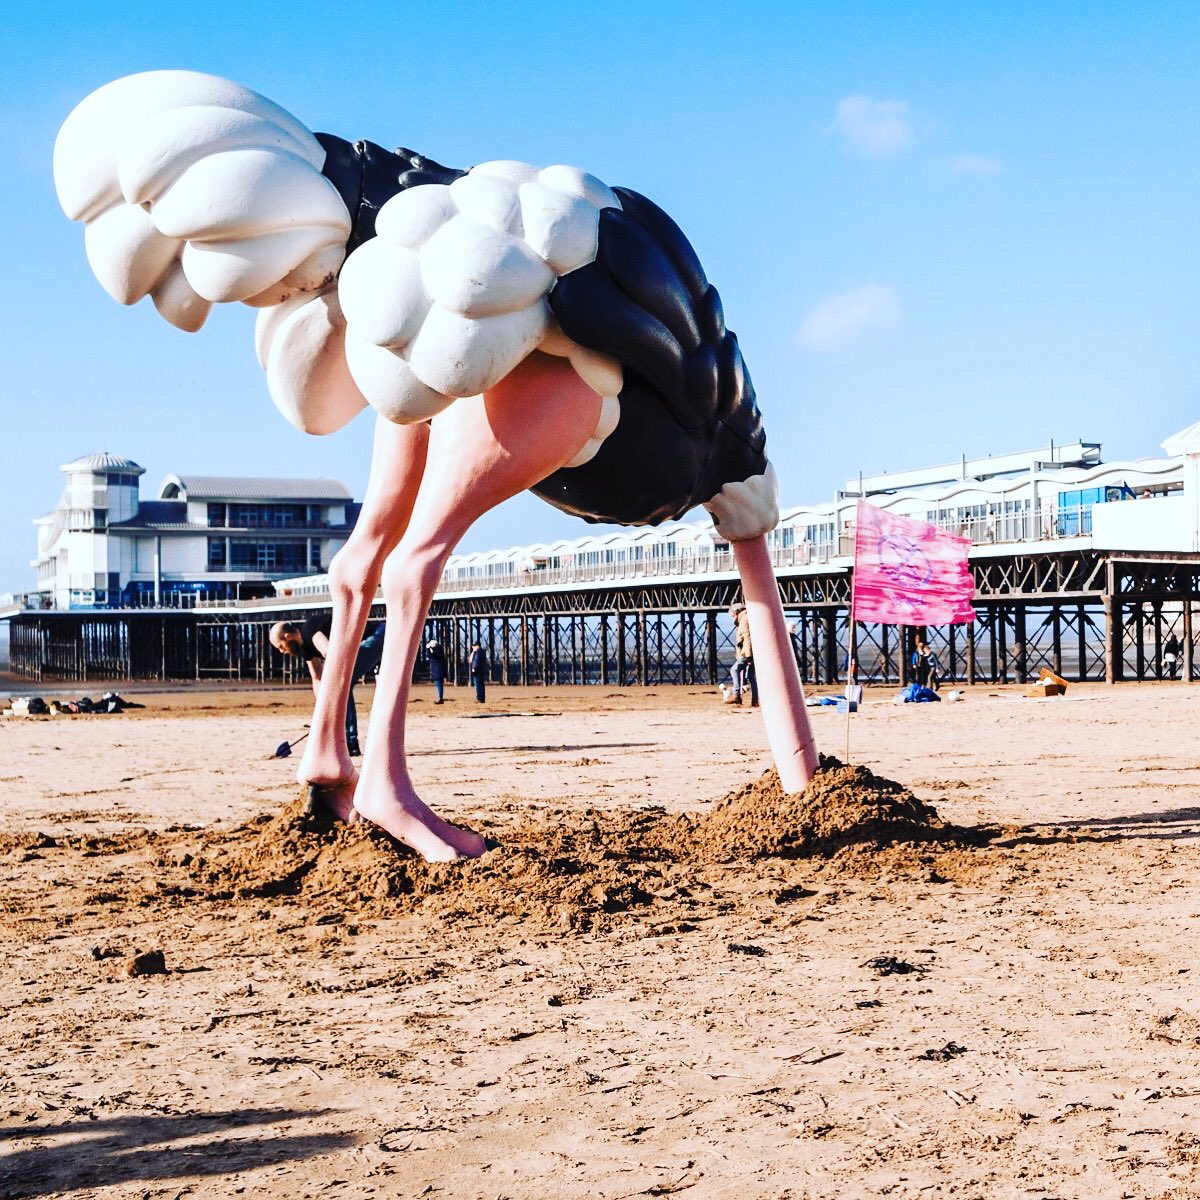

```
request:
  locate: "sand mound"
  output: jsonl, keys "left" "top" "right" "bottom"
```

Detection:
{"left": 185, "top": 797, "right": 678, "bottom": 931}
{"left": 683, "top": 756, "right": 947, "bottom": 863}
{"left": 179, "top": 758, "right": 959, "bottom": 927}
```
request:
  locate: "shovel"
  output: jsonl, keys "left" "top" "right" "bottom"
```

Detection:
{"left": 271, "top": 731, "right": 308, "bottom": 759}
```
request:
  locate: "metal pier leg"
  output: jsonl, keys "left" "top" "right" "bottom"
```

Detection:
{"left": 706, "top": 609, "right": 718, "bottom": 684}
{"left": 1184, "top": 597, "right": 1195, "bottom": 684}
{"left": 1104, "top": 561, "right": 1119, "bottom": 684}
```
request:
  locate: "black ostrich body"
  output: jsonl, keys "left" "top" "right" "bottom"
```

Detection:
{"left": 318, "top": 134, "right": 768, "bottom": 528}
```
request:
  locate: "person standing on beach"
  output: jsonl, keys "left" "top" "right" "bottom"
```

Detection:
{"left": 468, "top": 641, "right": 488, "bottom": 703}
{"left": 270, "top": 615, "right": 385, "bottom": 756}
{"left": 427, "top": 638, "right": 448, "bottom": 703}
{"left": 911, "top": 639, "right": 943, "bottom": 693}
{"left": 725, "top": 603, "right": 758, "bottom": 706}
{"left": 1163, "top": 634, "right": 1182, "bottom": 680}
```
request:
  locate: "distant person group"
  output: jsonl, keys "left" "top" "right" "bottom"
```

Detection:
{"left": 423, "top": 637, "right": 488, "bottom": 703}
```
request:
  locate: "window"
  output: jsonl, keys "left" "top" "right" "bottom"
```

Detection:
{"left": 228, "top": 540, "right": 308, "bottom": 573}
{"left": 208, "top": 538, "right": 227, "bottom": 568}
{"left": 207, "top": 504, "right": 227, "bottom": 528}
{"left": 228, "top": 503, "right": 313, "bottom": 529}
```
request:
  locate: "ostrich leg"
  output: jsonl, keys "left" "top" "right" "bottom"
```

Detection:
{"left": 732, "top": 536, "right": 819, "bottom": 792}
{"left": 297, "top": 416, "right": 430, "bottom": 819}
{"left": 354, "top": 353, "right": 603, "bottom": 861}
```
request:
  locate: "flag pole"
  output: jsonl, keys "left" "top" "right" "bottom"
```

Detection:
{"left": 845, "top": 501, "right": 859, "bottom": 764}
{"left": 844, "top": 616, "right": 856, "bottom": 763}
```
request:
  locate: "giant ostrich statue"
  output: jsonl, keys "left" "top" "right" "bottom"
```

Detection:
{"left": 54, "top": 71, "right": 819, "bottom": 861}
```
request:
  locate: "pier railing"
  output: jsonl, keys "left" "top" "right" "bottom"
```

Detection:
{"left": 15, "top": 499, "right": 1119, "bottom": 613}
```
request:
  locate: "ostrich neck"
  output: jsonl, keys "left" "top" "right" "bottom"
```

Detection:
{"left": 315, "top": 132, "right": 466, "bottom": 254}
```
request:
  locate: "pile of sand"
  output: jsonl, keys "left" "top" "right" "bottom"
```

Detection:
{"left": 178, "top": 758, "right": 961, "bottom": 928}
{"left": 682, "top": 756, "right": 947, "bottom": 863}
{"left": 183, "top": 799, "right": 679, "bottom": 930}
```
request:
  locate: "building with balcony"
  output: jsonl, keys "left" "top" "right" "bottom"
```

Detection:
{"left": 31, "top": 453, "right": 357, "bottom": 608}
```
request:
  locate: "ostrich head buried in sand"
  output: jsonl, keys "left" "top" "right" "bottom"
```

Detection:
{"left": 54, "top": 69, "right": 818, "bottom": 860}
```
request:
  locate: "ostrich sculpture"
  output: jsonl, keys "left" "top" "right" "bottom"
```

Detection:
{"left": 54, "top": 71, "right": 819, "bottom": 861}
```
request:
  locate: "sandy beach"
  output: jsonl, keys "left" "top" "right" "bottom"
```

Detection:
{"left": 2, "top": 680, "right": 1199, "bottom": 1199}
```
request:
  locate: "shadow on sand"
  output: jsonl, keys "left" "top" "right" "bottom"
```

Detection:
{"left": 409, "top": 740, "right": 657, "bottom": 757}
{"left": 0, "top": 1107, "right": 355, "bottom": 1198}
{"left": 1000, "top": 806, "right": 1200, "bottom": 848}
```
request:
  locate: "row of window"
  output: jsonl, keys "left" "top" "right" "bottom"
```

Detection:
{"left": 770, "top": 522, "right": 836, "bottom": 549}
{"left": 207, "top": 503, "right": 333, "bottom": 529}
{"left": 67, "top": 572, "right": 122, "bottom": 590}
{"left": 207, "top": 538, "right": 322, "bottom": 572}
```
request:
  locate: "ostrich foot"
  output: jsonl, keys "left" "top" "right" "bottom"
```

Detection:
{"left": 354, "top": 775, "right": 486, "bottom": 862}
{"left": 297, "top": 742, "right": 355, "bottom": 790}
{"left": 305, "top": 777, "right": 360, "bottom": 823}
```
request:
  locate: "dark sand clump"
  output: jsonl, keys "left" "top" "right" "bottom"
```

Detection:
{"left": 178, "top": 757, "right": 958, "bottom": 927}
{"left": 682, "top": 756, "right": 947, "bottom": 863}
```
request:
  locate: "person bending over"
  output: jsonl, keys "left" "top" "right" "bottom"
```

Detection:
{"left": 270, "top": 615, "right": 386, "bottom": 756}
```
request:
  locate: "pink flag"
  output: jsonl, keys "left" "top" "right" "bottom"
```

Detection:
{"left": 852, "top": 501, "right": 975, "bottom": 625}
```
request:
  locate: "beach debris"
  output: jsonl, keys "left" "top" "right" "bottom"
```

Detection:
{"left": 127, "top": 949, "right": 167, "bottom": 977}
{"left": 8, "top": 692, "right": 140, "bottom": 718}
{"left": 1027, "top": 667, "right": 1069, "bottom": 699}
{"left": 727, "top": 942, "right": 767, "bottom": 956}
{"left": 864, "top": 956, "right": 922, "bottom": 977}
{"left": 918, "top": 1042, "right": 968, "bottom": 1061}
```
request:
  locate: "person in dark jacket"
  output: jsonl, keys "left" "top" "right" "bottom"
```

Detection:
{"left": 468, "top": 641, "right": 488, "bottom": 703}
{"left": 427, "top": 639, "right": 448, "bottom": 703}
{"left": 911, "top": 639, "right": 944, "bottom": 693}
{"left": 270, "top": 615, "right": 385, "bottom": 755}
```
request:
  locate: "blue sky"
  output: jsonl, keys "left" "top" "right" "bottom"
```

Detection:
{"left": 1, "top": 1, "right": 1196, "bottom": 589}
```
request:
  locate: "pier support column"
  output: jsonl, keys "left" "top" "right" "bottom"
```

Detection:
{"left": 1184, "top": 598, "right": 1195, "bottom": 684}
{"left": 1077, "top": 602, "right": 1088, "bottom": 681}
{"left": 1014, "top": 604, "right": 1027, "bottom": 683}
{"left": 706, "top": 610, "right": 718, "bottom": 684}
{"left": 1104, "top": 560, "right": 1120, "bottom": 685}
{"left": 822, "top": 609, "right": 838, "bottom": 683}
{"left": 1051, "top": 606, "right": 1062, "bottom": 677}
{"left": 637, "top": 611, "right": 648, "bottom": 686}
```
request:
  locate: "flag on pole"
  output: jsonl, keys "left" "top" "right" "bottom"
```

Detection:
{"left": 852, "top": 501, "right": 975, "bottom": 625}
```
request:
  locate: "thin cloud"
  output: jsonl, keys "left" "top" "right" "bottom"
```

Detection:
{"left": 946, "top": 153, "right": 1003, "bottom": 177}
{"left": 798, "top": 284, "right": 900, "bottom": 351}
{"left": 829, "top": 96, "right": 913, "bottom": 158}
